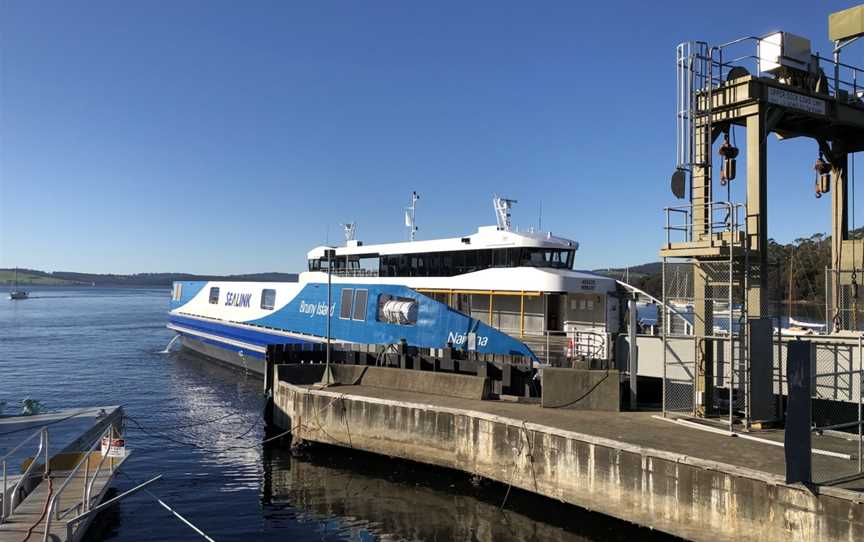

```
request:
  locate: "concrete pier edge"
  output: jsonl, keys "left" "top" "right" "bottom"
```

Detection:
{"left": 275, "top": 381, "right": 864, "bottom": 542}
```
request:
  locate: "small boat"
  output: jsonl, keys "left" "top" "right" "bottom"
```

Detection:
{"left": 8, "top": 267, "right": 28, "bottom": 300}
{"left": 787, "top": 317, "right": 826, "bottom": 330}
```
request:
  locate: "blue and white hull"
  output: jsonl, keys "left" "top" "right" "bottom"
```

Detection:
{"left": 168, "top": 279, "right": 537, "bottom": 374}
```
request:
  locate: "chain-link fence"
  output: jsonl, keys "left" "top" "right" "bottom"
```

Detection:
{"left": 810, "top": 335, "right": 863, "bottom": 484}
{"left": 662, "top": 258, "right": 749, "bottom": 422}
{"left": 662, "top": 259, "right": 695, "bottom": 414}
{"left": 825, "top": 268, "right": 864, "bottom": 332}
{"left": 662, "top": 336, "right": 696, "bottom": 413}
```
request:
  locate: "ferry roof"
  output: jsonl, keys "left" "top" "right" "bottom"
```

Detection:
{"left": 301, "top": 266, "right": 617, "bottom": 294}
{"left": 307, "top": 225, "right": 578, "bottom": 260}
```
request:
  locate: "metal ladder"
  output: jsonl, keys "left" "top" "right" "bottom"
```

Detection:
{"left": 676, "top": 41, "right": 722, "bottom": 182}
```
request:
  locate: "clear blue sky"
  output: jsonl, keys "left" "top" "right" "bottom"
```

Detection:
{"left": 0, "top": 1, "right": 861, "bottom": 274}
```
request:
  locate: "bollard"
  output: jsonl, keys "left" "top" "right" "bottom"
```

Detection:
{"left": 785, "top": 340, "right": 813, "bottom": 484}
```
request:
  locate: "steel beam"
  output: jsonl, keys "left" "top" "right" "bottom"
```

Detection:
{"left": 746, "top": 110, "right": 768, "bottom": 318}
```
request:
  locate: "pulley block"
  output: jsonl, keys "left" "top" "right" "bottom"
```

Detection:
{"left": 718, "top": 137, "right": 739, "bottom": 186}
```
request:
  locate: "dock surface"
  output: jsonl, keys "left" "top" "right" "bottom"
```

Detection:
{"left": 0, "top": 406, "right": 125, "bottom": 542}
{"left": 0, "top": 453, "right": 124, "bottom": 542}
{"left": 274, "top": 380, "right": 864, "bottom": 542}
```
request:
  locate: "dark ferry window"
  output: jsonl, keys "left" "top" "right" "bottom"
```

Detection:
{"left": 261, "top": 289, "right": 276, "bottom": 310}
{"left": 209, "top": 287, "right": 220, "bottom": 304}
{"left": 339, "top": 288, "right": 354, "bottom": 319}
{"left": 352, "top": 289, "right": 368, "bottom": 321}
{"left": 477, "top": 249, "right": 491, "bottom": 270}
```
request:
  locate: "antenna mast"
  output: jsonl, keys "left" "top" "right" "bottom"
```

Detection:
{"left": 493, "top": 195, "right": 518, "bottom": 232}
{"left": 341, "top": 222, "right": 356, "bottom": 243}
{"left": 405, "top": 191, "right": 420, "bottom": 241}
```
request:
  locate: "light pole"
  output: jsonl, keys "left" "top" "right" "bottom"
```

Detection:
{"left": 325, "top": 248, "right": 335, "bottom": 384}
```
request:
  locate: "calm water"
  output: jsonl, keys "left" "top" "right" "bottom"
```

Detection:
{"left": 1, "top": 287, "right": 675, "bottom": 541}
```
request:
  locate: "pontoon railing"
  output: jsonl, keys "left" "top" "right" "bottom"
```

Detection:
{"left": 1, "top": 427, "right": 49, "bottom": 523}
{"left": 43, "top": 425, "right": 117, "bottom": 540}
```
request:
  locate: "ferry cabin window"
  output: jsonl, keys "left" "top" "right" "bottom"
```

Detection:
{"left": 261, "top": 289, "right": 276, "bottom": 310}
{"left": 339, "top": 288, "right": 354, "bottom": 319}
{"left": 376, "top": 248, "right": 575, "bottom": 277}
{"left": 352, "top": 289, "right": 368, "bottom": 321}
{"left": 208, "top": 287, "right": 220, "bottom": 304}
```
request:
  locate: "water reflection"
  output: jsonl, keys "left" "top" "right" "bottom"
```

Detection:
{"left": 261, "top": 442, "right": 677, "bottom": 542}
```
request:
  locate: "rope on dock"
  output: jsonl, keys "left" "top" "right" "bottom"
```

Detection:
{"left": 499, "top": 421, "right": 527, "bottom": 511}
{"left": 20, "top": 473, "right": 52, "bottom": 542}
{"left": 296, "top": 394, "right": 353, "bottom": 448}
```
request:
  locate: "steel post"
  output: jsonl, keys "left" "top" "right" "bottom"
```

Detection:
{"left": 662, "top": 257, "right": 667, "bottom": 416}
{"left": 628, "top": 297, "right": 638, "bottom": 410}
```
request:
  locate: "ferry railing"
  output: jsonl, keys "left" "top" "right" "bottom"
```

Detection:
{"left": 1, "top": 427, "right": 49, "bottom": 523}
{"left": 536, "top": 330, "right": 611, "bottom": 366}
{"left": 568, "top": 330, "right": 608, "bottom": 361}
{"left": 329, "top": 269, "right": 380, "bottom": 278}
{"left": 44, "top": 424, "right": 117, "bottom": 540}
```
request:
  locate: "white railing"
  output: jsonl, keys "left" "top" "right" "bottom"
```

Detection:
{"left": 1, "top": 427, "right": 48, "bottom": 523}
{"left": 64, "top": 475, "right": 161, "bottom": 541}
{"left": 680, "top": 35, "right": 863, "bottom": 107}
{"left": 43, "top": 425, "right": 118, "bottom": 540}
{"left": 617, "top": 281, "right": 694, "bottom": 336}
{"left": 569, "top": 330, "right": 608, "bottom": 360}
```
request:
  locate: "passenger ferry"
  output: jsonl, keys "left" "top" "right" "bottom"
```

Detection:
{"left": 167, "top": 196, "right": 623, "bottom": 374}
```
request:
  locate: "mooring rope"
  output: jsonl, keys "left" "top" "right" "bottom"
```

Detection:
{"left": 19, "top": 473, "right": 52, "bottom": 542}
{"left": 119, "top": 472, "right": 215, "bottom": 542}
{"left": 499, "top": 421, "right": 533, "bottom": 511}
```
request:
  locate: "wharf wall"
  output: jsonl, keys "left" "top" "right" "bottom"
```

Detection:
{"left": 273, "top": 378, "right": 864, "bottom": 542}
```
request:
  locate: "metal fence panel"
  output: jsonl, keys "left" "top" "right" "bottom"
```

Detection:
{"left": 810, "top": 336, "right": 864, "bottom": 484}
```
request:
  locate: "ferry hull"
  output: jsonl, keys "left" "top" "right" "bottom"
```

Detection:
{"left": 179, "top": 336, "right": 267, "bottom": 375}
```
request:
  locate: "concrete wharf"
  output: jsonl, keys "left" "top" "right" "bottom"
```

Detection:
{"left": 269, "top": 364, "right": 863, "bottom": 542}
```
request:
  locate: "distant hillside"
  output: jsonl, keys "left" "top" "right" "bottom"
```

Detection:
{"left": 0, "top": 269, "right": 299, "bottom": 287}
{"left": 0, "top": 269, "right": 78, "bottom": 285}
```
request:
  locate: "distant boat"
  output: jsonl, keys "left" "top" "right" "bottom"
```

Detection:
{"left": 9, "top": 268, "right": 29, "bottom": 300}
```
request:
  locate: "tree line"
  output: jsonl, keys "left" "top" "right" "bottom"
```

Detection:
{"left": 631, "top": 228, "right": 864, "bottom": 305}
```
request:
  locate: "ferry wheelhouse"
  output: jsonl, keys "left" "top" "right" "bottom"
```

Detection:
{"left": 167, "top": 197, "right": 622, "bottom": 373}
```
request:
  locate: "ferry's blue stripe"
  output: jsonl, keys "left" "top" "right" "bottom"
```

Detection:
{"left": 168, "top": 314, "right": 312, "bottom": 348}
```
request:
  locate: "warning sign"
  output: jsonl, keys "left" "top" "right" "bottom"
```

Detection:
{"left": 101, "top": 437, "right": 126, "bottom": 458}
